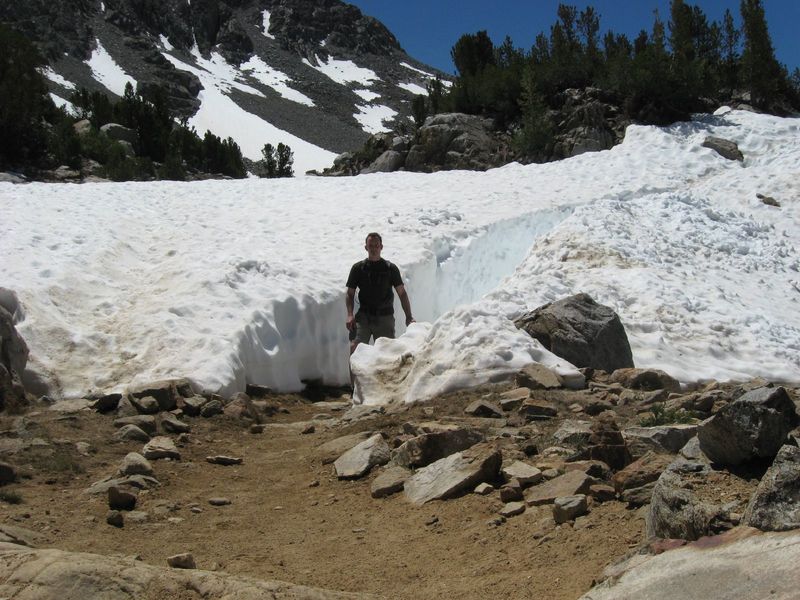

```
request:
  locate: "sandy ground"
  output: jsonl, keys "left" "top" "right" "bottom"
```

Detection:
{"left": 1, "top": 388, "right": 652, "bottom": 600}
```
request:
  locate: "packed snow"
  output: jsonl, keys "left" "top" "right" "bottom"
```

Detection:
{"left": 354, "top": 103, "right": 398, "bottom": 134}
{"left": 398, "top": 82, "right": 427, "bottom": 96}
{"left": 41, "top": 67, "right": 76, "bottom": 91}
{"left": 261, "top": 10, "right": 275, "bottom": 39}
{"left": 1, "top": 109, "right": 798, "bottom": 404}
{"left": 302, "top": 55, "right": 378, "bottom": 87}
{"left": 399, "top": 62, "right": 435, "bottom": 78}
{"left": 86, "top": 39, "right": 136, "bottom": 96}
{"left": 239, "top": 56, "right": 315, "bottom": 107}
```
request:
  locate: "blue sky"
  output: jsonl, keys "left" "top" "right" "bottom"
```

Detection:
{"left": 348, "top": 1, "right": 799, "bottom": 75}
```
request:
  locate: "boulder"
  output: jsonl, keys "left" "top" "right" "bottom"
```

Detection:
{"left": 370, "top": 465, "right": 411, "bottom": 498}
{"left": 514, "top": 294, "right": 633, "bottom": 373}
{"left": 553, "top": 494, "right": 589, "bottom": 523}
{"left": 360, "top": 150, "right": 405, "bottom": 174}
{"left": 623, "top": 425, "right": 698, "bottom": 457}
{"left": 580, "top": 528, "right": 800, "bottom": 600}
{"left": 0, "top": 460, "right": 17, "bottom": 485}
{"left": 552, "top": 420, "right": 593, "bottom": 449}
{"left": 113, "top": 415, "right": 157, "bottom": 436}
{"left": 112, "top": 424, "right": 151, "bottom": 443}
{"left": 129, "top": 395, "right": 160, "bottom": 414}
{"left": 100, "top": 122, "right": 138, "bottom": 145}
{"left": 518, "top": 399, "right": 558, "bottom": 421}
{"left": 742, "top": 444, "right": 800, "bottom": 531}
{"left": 464, "top": 400, "right": 503, "bottom": 418}
{"left": 609, "top": 368, "right": 681, "bottom": 393}
{"left": 142, "top": 436, "right": 181, "bottom": 461}
{"left": 501, "top": 461, "right": 543, "bottom": 487}
{"left": 500, "top": 501, "right": 526, "bottom": 518}
{"left": 317, "top": 431, "right": 375, "bottom": 465}
{"left": 334, "top": 433, "right": 391, "bottom": 479}
{"left": 182, "top": 396, "right": 208, "bottom": 416}
{"left": 108, "top": 485, "right": 137, "bottom": 511}
{"left": 391, "top": 427, "right": 483, "bottom": 469}
{"left": 161, "top": 413, "right": 190, "bottom": 434}
{"left": 404, "top": 444, "right": 502, "bottom": 505}
{"left": 525, "top": 470, "right": 593, "bottom": 506}
{"left": 515, "top": 364, "right": 563, "bottom": 390}
{"left": 128, "top": 380, "right": 181, "bottom": 412}
{"left": 702, "top": 136, "right": 744, "bottom": 161}
{"left": 697, "top": 386, "right": 797, "bottom": 466}
{"left": 0, "top": 299, "right": 29, "bottom": 412}
{"left": 117, "top": 452, "right": 153, "bottom": 477}
{"left": 612, "top": 451, "right": 673, "bottom": 496}
{"left": 572, "top": 414, "right": 630, "bottom": 470}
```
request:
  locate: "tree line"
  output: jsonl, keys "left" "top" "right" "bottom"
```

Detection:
{"left": 0, "top": 23, "right": 293, "bottom": 180}
{"left": 412, "top": 0, "right": 799, "bottom": 156}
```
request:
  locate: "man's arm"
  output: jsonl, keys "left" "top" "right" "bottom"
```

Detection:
{"left": 345, "top": 287, "right": 356, "bottom": 331}
{"left": 395, "top": 284, "right": 414, "bottom": 326}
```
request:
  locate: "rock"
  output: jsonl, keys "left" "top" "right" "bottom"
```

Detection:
{"left": 0, "top": 460, "right": 17, "bottom": 485}
{"left": 0, "top": 544, "right": 372, "bottom": 598}
{"left": 553, "top": 494, "right": 588, "bottom": 523}
{"left": 580, "top": 529, "right": 800, "bottom": 600}
{"left": 182, "top": 396, "right": 208, "bottom": 416}
{"left": 464, "top": 400, "right": 503, "bottom": 418}
{"left": 500, "top": 501, "right": 526, "bottom": 518}
{"left": 697, "top": 386, "right": 797, "bottom": 466}
{"left": 334, "top": 433, "right": 391, "bottom": 479}
{"left": 317, "top": 431, "right": 375, "bottom": 464}
{"left": 106, "top": 510, "right": 124, "bottom": 527}
{"left": 516, "top": 364, "right": 564, "bottom": 390}
{"left": 127, "top": 379, "right": 184, "bottom": 412}
{"left": 623, "top": 425, "right": 698, "bottom": 457}
{"left": 501, "top": 461, "right": 543, "bottom": 487}
{"left": 129, "top": 395, "right": 160, "bottom": 414}
{"left": 100, "top": 122, "right": 138, "bottom": 145}
{"left": 474, "top": 482, "right": 494, "bottom": 495}
{"left": 756, "top": 192, "right": 780, "bottom": 207}
{"left": 223, "top": 393, "right": 259, "bottom": 421}
{"left": 167, "top": 552, "right": 196, "bottom": 569}
{"left": 572, "top": 414, "right": 630, "bottom": 470}
{"left": 206, "top": 455, "right": 243, "bottom": 466}
{"left": 500, "top": 481, "right": 524, "bottom": 502}
{"left": 620, "top": 482, "right": 657, "bottom": 507}
{"left": 301, "top": 424, "right": 315, "bottom": 434}
{"left": 391, "top": 427, "right": 483, "bottom": 469}
{"left": 0, "top": 302, "right": 29, "bottom": 412}
{"left": 0, "top": 524, "right": 43, "bottom": 547}
{"left": 646, "top": 468, "right": 722, "bottom": 541}
{"left": 117, "top": 452, "right": 154, "bottom": 477}
{"left": 142, "top": 436, "right": 181, "bottom": 461}
{"left": 209, "top": 497, "right": 231, "bottom": 506}
{"left": 370, "top": 465, "right": 411, "bottom": 498}
{"left": 113, "top": 415, "right": 157, "bottom": 436}
{"left": 498, "top": 387, "right": 530, "bottom": 410}
{"left": 85, "top": 475, "right": 160, "bottom": 495}
{"left": 525, "top": 470, "right": 593, "bottom": 506}
{"left": 589, "top": 484, "right": 616, "bottom": 502}
{"left": 108, "top": 486, "right": 137, "bottom": 511}
{"left": 161, "top": 413, "right": 190, "bottom": 434}
{"left": 361, "top": 150, "right": 405, "bottom": 173}
{"left": 114, "top": 397, "right": 139, "bottom": 417}
{"left": 514, "top": 294, "right": 633, "bottom": 373}
{"left": 702, "top": 136, "right": 744, "bottom": 161}
{"left": 73, "top": 119, "right": 91, "bottom": 136}
{"left": 113, "top": 424, "right": 151, "bottom": 443}
{"left": 612, "top": 451, "right": 673, "bottom": 495}
{"left": 404, "top": 444, "right": 502, "bottom": 505}
{"left": 200, "top": 399, "right": 223, "bottom": 418}
{"left": 552, "top": 420, "right": 593, "bottom": 449}
{"left": 609, "top": 368, "right": 681, "bottom": 393}
{"left": 742, "top": 444, "right": 800, "bottom": 531}
{"left": 91, "top": 392, "right": 122, "bottom": 413}
{"left": 341, "top": 404, "right": 384, "bottom": 422}
{"left": 518, "top": 399, "right": 558, "bottom": 421}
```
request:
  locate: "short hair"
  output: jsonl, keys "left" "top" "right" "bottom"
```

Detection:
{"left": 365, "top": 232, "right": 382, "bottom": 244}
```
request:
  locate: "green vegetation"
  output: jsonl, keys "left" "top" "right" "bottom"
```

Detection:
{"left": 254, "top": 142, "right": 294, "bottom": 178}
{"left": 0, "top": 489, "right": 23, "bottom": 505}
{"left": 416, "top": 1, "right": 799, "bottom": 158}
{"left": 639, "top": 403, "right": 696, "bottom": 427}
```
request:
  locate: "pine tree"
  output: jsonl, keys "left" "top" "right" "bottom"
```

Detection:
{"left": 260, "top": 143, "right": 277, "bottom": 178}
{"left": 276, "top": 143, "right": 294, "bottom": 177}
{"left": 720, "top": 9, "right": 741, "bottom": 92}
{"left": 411, "top": 94, "right": 427, "bottom": 128}
{"left": 739, "top": 0, "right": 782, "bottom": 107}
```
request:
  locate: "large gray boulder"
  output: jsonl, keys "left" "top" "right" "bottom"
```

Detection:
{"left": 581, "top": 528, "right": 800, "bottom": 600}
{"left": 514, "top": 293, "right": 633, "bottom": 373}
{"left": 404, "top": 444, "right": 501, "bottom": 505}
{"left": 697, "top": 386, "right": 797, "bottom": 466}
{"left": 702, "top": 136, "right": 744, "bottom": 161}
{"left": 360, "top": 150, "right": 405, "bottom": 174}
{"left": 0, "top": 292, "right": 29, "bottom": 411}
{"left": 743, "top": 444, "right": 800, "bottom": 531}
{"left": 334, "top": 433, "right": 391, "bottom": 479}
{"left": 0, "top": 542, "right": 374, "bottom": 599}
{"left": 100, "top": 123, "right": 138, "bottom": 145}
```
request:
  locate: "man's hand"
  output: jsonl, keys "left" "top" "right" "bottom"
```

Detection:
{"left": 346, "top": 314, "right": 356, "bottom": 331}
{"left": 405, "top": 316, "right": 415, "bottom": 327}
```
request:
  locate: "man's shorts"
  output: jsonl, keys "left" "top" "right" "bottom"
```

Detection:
{"left": 353, "top": 311, "right": 395, "bottom": 344}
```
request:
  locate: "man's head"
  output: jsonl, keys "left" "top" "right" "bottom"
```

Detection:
{"left": 365, "top": 232, "right": 383, "bottom": 261}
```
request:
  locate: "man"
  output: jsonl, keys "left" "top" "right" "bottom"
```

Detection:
{"left": 346, "top": 232, "right": 414, "bottom": 354}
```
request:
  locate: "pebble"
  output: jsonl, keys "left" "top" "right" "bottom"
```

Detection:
{"left": 106, "top": 510, "right": 124, "bottom": 528}
{"left": 205, "top": 455, "right": 243, "bottom": 466}
{"left": 208, "top": 497, "right": 231, "bottom": 506}
{"left": 167, "top": 553, "right": 196, "bottom": 569}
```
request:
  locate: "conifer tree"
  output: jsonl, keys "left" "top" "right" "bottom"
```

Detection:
{"left": 739, "top": 0, "right": 782, "bottom": 107}
{"left": 276, "top": 143, "right": 293, "bottom": 177}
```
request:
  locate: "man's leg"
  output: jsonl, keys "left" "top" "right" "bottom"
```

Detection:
{"left": 350, "top": 312, "right": 373, "bottom": 354}
{"left": 371, "top": 314, "right": 396, "bottom": 341}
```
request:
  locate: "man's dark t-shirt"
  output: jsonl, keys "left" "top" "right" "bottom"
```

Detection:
{"left": 346, "top": 259, "right": 402, "bottom": 315}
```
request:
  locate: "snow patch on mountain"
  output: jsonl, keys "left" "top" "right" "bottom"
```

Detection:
{"left": 86, "top": 39, "right": 136, "bottom": 96}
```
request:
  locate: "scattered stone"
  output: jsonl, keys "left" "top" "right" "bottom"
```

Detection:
{"left": 572, "top": 414, "right": 630, "bottom": 470}
{"left": 206, "top": 455, "right": 243, "bottom": 466}
{"left": 391, "top": 427, "right": 483, "bottom": 469}
{"left": 612, "top": 451, "right": 673, "bottom": 496}
{"left": 0, "top": 460, "right": 17, "bottom": 485}
{"left": 698, "top": 386, "right": 797, "bottom": 466}
{"left": 553, "top": 494, "right": 588, "bottom": 524}
{"left": 129, "top": 395, "right": 160, "bottom": 415}
{"left": 518, "top": 399, "right": 558, "bottom": 421}
{"left": 646, "top": 468, "right": 722, "bottom": 541}
{"left": 106, "top": 510, "right": 124, "bottom": 527}
{"left": 610, "top": 368, "right": 681, "bottom": 393}
{"left": 341, "top": 404, "right": 384, "bottom": 422}
{"left": 404, "top": 445, "right": 502, "bottom": 505}
{"left": 474, "top": 482, "right": 494, "bottom": 495}
{"left": 113, "top": 415, "right": 157, "bottom": 436}
{"left": 501, "top": 461, "right": 543, "bottom": 487}
{"left": 167, "top": 553, "right": 196, "bottom": 569}
{"left": 161, "top": 413, "right": 190, "bottom": 434}
{"left": 500, "top": 501, "right": 526, "bottom": 518}
{"left": 142, "top": 436, "right": 181, "bottom": 461}
{"left": 702, "top": 135, "right": 744, "bottom": 161}
{"left": 742, "top": 444, "right": 800, "bottom": 531}
{"left": 334, "top": 433, "right": 391, "bottom": 479}
{"left": 117, "top": 452, "right": 153, "bottom": 477}
{"left": 500, "top": 482, "right": 524, "bottom": 503}
{"left": 301, "top": 424, "right": 316, "bottom": 434}
{"left": 86, "top": 475, "right": 160, "bottom": 495}
{"left": 128, "top": 379, "right": 182, "bottom": 412}
{"left": 108, "top": 486, "right": 138, "bottom": 511}
{"left": 552, "top": 420, "right": 593, "bottom": 448}
{"left": 756, "top": 193, "right": 780, "bottom": 207}
{"left": 498, "top": 387, "right": 530, "bottom": 411}
{"left": 113, "top": 424, "right": 151, "bottom": 443}
{"left": 514, "top": 293, "right": 633, "bottom": 373}
{"left": 182, "top": 396, "right": 208, "bottom": 416}
{"left": 516, "top": 364, "right": 564, "bottom": 390}
{"left": 370, "top": 465, "right": 411, "bottom": 498}
{"left": 92, "top": 393, "right": 122, "bottom": 413}
{"left": 200, "top": 399, "right": 224, "bottom": 418}
{"left": 589, "top": 484, "right": 616, "bottom": 502}
{"left": 114, "top": 397, "right": 138, "bottom": 417}
{"left": 209, "top": 497, "right": 231, "bottom": 506}
{"left": 525, "top": 470, "right": 593, "bottom": 506}
{"left": 464, "top": 400, "right": 503, "bottom": 418}
{"left": 317, "top": 431, "right": 375, "bottom": 464}
{"left": 623, "top": 425, "right": 698, "bottom": 457}
{"left": 249, "top": 424, "right": 265, "bottom": 434}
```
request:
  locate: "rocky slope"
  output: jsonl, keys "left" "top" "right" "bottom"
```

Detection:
{"left": 0, "top": 0, "right": 447, "bottom": 169}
